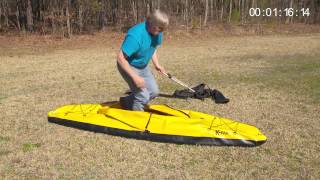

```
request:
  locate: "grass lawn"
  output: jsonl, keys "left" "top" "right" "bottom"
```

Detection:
{"left": 0, "top": 33, "right": 319, "bottom": 179}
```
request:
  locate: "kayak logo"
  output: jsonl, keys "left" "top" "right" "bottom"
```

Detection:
{"left": 215, "top": 130, "right": 228, "bottom": 136}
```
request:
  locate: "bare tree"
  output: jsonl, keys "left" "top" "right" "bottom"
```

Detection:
{"left": 78, "top": 0, "right": 83, "bottom": 32}
{"left": 203, "top": 0, "right": 209, "bottom": 26}
{"left": 220, "top": 0, "right": 224, "bottom": 21}
{"left": 184, "top": 0, "right": 189, "bottom": 28}
{"left": 132, "top": 0, "right": 138, "bottom": 24}
{"left": 50, "top": 0, "right": 56, "bottom": 33}
{"left": 15, "top": 0, "right": 20, "bottom": 30}
{"left": 241, "top": 0, "right": 245, "bottom": 24}
{"left": 26, "top": 0, "right": 33, "bottom": 31}
{"left": 2, "top": 0, "right": 9, "bottom": 28}
{"left": 65, "top": 0, "right": 71, "bottom": 38}
{"left": 228, "top": 0, "right": 232, "bottom": 23}
{"left": 209, "top": 0, "right": 213, "bottom": 20}
{"left": 0, "top": 1, "right": 2, "bottom": 29}
{"left": 98, "top": 0, "right": 108, "bottom": 31}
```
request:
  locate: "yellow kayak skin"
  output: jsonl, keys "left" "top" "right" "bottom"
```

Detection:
{"left": 48, "top": 102, "right": 267, "bottom": 146}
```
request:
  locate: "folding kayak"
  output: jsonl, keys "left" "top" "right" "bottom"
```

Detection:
{"left": 48, "top": 102, "right": 266, "bottom": 146}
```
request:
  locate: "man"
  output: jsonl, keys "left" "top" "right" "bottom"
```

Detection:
{"left": 117, "top": 10, "right": 169, "bottom": 111}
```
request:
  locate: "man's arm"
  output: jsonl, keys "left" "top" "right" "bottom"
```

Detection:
{"left": 152, "top": 50, "right": 166, "bottom": 74}
{"left": 117, "top": 50, "right": 145, "bottom": 89}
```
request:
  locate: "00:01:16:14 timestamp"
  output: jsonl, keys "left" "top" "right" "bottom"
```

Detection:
{"left": 249, "top": 8, "right": 310, "bottom": 17}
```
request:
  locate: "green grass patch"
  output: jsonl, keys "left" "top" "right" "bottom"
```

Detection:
{"left": 236, "top": 54, "right": 320, "bottom": 103}
{"left": 0, "top": 136, "right": 10, "bottom": 143}
{"left": 0, "top": 150, "right": 11, "bottom": 156}
{"left": 22, "top": 143, "right": 41, "bottom": 152}
{"left": 0, "top": 95, "right": 7, "bottom": 104}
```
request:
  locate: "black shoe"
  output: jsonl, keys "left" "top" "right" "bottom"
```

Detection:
{"left": 119, "top": 97, "right": 128, "bottom": 110}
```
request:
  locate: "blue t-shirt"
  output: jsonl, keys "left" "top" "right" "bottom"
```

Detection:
{"left": 121, "top": 21, "right": 162, "bottom": 68}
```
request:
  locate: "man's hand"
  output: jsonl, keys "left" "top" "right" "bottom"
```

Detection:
{"left": 155, "top": 65, "right": 166, "bottom": 74}
{"left": 133, "top": 76, "right": 145, "bottom": 89}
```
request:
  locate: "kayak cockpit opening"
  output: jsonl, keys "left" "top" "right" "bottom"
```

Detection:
{"left": 99, "top": 101, "right": 190, "bottom": 118}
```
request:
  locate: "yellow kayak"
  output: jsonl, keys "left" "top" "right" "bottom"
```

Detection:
{"left": 48, "top": 102, "right": 266, "bottom": 146}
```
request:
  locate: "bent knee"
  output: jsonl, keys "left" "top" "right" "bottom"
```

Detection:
{"left": 149, "top": 88, "right": 159, "bottom": 99}
{"left": 134, "top": 90, "right": 151, "bottom": 104}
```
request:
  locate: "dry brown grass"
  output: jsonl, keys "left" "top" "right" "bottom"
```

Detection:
{"left": 0, "top": 32, "right": 319, "bottom": 179}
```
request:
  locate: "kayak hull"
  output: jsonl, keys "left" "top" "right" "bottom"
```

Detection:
{"left": 48, "top": 103, "right": 267, "bottom": 147}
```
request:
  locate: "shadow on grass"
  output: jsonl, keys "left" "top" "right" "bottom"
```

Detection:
{"left": 124, "top": 90, "right": 177, "bottom": 99}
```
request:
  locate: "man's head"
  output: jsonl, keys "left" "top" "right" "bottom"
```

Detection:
{"left": 147, "top": 9, "right": 169, "bottom": 36}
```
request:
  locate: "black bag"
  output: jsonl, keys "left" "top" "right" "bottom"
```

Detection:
{"left": 173, "top": 83, "right": 229, "bottom": 104}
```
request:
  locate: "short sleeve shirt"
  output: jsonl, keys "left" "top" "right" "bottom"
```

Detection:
{"left": 121, "top": 21, "right": 163, "bottom": 68}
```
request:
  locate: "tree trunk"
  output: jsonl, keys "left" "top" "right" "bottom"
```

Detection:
{"left": 251, "top": 0, "right": 255, "bottom": 23}
{"left": 0, "top": 2, "right": 2, "bottom": 29}
{"left": 3, "top": 0, "right": 9, "bottom": 27}
{"left": 102, "top": 5, "right": 108, "bottom": 31}
{"left": 132, "top": 0, "right": 138, "bottom": 24}
{"left": 78, "top": 2, "right": 83, "bottom": 33}
{"left": 26, "top": 0, "right": 33, "bottom": 31}
{"left": 220, "top": 0, "right": 224, "bottom": 21}
{"left": 146, "top": 0, "right": 150, "bottom": 16}
{"left": 203, "top": 0, "right": 208, "bottom": 26}
{"left": 185, "top": 0, "right": 189, "bottom": 29}
{"left": 228, "top": 0, "right": 232, "bottom": 23}
{"left": 209, "top": 0, "right": 213, "bottom": 20}
{"left": 50, "top": 10, "right": 56, "bottom": 34}
{"left": 16, "top": 0, "right": 21, "bottom": 30}
{"left": 39, "top": 0, "right": 43, "bottom": 21}
{"left": 241, "top": 0, "right": 245, "bottom": 24}
{"left": 286, "top": 0, "right": 294, "bottom": 24}
{"left": 66, "top": 0, "right": 71, "bottom": 38}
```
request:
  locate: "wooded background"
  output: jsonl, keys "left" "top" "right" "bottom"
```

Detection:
{"left": 0, "top": 0, "right": 319, "bottom": 37}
